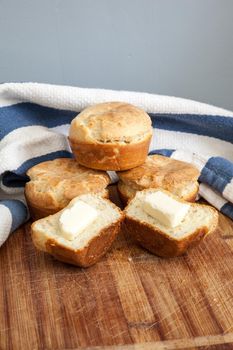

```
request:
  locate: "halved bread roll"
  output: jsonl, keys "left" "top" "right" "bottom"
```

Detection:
{"left": 31, "top": 194, "right": 124, "bottom": 267}
{"left": 124, "top": 189, "right": 218, "bottom": 257}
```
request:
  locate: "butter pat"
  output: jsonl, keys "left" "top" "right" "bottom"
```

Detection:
{"left": 143, "top": 191, "right": 190, "bottom": 228}
{"left": 59, "top": 200, "right": 98, "bottom": 240}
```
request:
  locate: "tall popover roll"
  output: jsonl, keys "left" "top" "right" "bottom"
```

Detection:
{"left": 69, "top": 102, "right": 153, "bottom": 171}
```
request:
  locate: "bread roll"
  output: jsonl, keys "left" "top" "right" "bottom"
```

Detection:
{"left": 25, "top": 158, "right": 110, "bottom": 219}
{"left": 31, "top": 194, "right": 124, "bottom": 267}
{"left": 124, "top": 189, "right": 218, "bottom": 257}
{"left": 69, "top": 102, "right": 153, "bottom": 171}
{"left": 117, "top": 155, "right": 200, "bottom": 204}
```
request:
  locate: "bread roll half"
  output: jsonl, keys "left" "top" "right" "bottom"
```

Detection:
{"left": 31, "top": 194, "right": 124, "bottom": 267}
{"left": 124, "top": 189, "right": 218, "bottom": 257}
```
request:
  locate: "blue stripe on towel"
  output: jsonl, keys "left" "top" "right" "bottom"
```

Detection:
{"left": 221, "top": 202, "right": 233, "bottom": 220}
{"left": 0, "top": 103, "right": 77, "bottom": 139}
{"left": 2, "top": 173, "right": 29, "bottom": 188}
{"left": 2, "top": 150, "right": 73, "bottom": 188}
{"left": 1, "top": 104, "right": 233, "bottom": 144}
{"left": 149, "top": 149, "right": 175, "bottom": 157}
{"left": 1, "top": 200, "right": 28, "bottom": 231}
{"left": 149, "top": 113, "right": 233, "bottom": 143}
{"left": 199, "top": 157, "right": 233, "bottom": 193}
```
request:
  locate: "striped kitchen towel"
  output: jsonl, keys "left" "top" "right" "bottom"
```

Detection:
{"left": 0, "top": 82, "right": 233, "bottom": 247}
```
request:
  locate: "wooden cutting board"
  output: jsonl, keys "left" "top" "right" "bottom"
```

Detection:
{"left": 1, "top": 186, "right": 233, "bottom": 350}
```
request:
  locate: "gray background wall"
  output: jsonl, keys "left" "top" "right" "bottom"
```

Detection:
{"left": 0, "top": 0, "right": 233, "bottom": 110}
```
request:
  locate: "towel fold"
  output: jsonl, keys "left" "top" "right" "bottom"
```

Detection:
{"left": 0, "top": 82, "right": 232, "bottom": 247}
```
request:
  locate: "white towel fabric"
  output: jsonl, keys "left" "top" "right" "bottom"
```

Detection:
{"left": 0, "top": 82, "right": 233, "bottom": 247}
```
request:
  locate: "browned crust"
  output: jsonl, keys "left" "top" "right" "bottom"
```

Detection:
{"left": 117, "top": 182, "right": 199, "bottom": 207}
{"left": 117, "top": 154, "right": 200, "bottom": 186}
{"left": 186, "top": 190, "right": 199, "bottom": 203}
{"left": 32, "top": 217, "right": 124, "bottom": 268}
{"left": 69, "top": 102, "right": 152, "bottom": 143}
{"left": 124, "top": 205, "right": 219, "bottom": 258}
{"left": 26, "top": 189, "right": 109, "bottom": 221}
{"left": 69, "top": 134, "right": 152, "bottom": 171}
{"left": 27, "top": 203, "right": 59, "bottom": 221}
{"left": 117, "top": 186, "right": 130, "bottom": 207}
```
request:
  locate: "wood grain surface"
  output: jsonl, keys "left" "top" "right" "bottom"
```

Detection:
{"left": 0, "top": 186, "right": 233, "bottom": 350}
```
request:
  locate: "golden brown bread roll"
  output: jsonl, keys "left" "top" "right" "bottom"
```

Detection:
{"left": 124, "top": 189, "right": 218, "bottom": 257}
{"left": 31, "top": 194, "right": 124, "bottom": 267}
{"left": 117, "top": 154, "right": 200, "bottom": 204}
{"left": 25, "top": 158, "right": 110, "bottom": 219}
{"left": 69, "top": 102, "right": 153, "bottom": 171}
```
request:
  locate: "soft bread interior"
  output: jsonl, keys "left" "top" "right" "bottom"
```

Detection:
{"left": 125, "top": 189, "right": 216, "bottom": 240}
{"left": 32, "top": 194, "right": 122, "bottom": 251}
